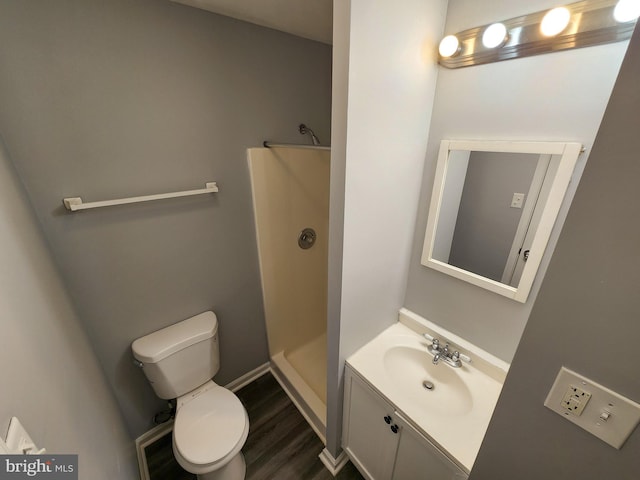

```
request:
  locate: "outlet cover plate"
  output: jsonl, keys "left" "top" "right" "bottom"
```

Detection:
{"left": 545, "top": 367, "right": 640, "bottom": 449}
{"left": 510, "top": 192, "right": 525, "bottom": 208}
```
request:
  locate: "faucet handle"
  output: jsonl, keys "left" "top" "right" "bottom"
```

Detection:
{"left": 453, "top": 351, "right": 472, "bottom": 363}
{"left": 459, "top": 352, "right": 472, "bottom": 363}
{"left": 424, "top": 333, "right": 441, "bottom": 352}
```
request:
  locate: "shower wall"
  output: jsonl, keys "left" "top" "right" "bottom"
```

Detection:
{"left": 248, "top": 147, "right": 330, "bottom": 437}
{"left": 249, "top": 147, "right": 330, "bottom": 356}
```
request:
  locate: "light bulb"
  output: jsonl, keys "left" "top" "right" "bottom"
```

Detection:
{"left": 614, "top": 0, "right": 640, "bottom": 22}
{"left": 438, "top": 35, "right": 460, "bottom": 58}
{"left": 541, "top": 7, "right": 571, "bottom": 36}
{"left": 482, "top": 23, "right": 508, "bottom": 49}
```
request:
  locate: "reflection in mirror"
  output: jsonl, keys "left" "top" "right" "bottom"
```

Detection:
{"left": 433, "top": 150, "right": 553, "bottom": 286}
{"left": 422, "top": 140, "right": 581, "bottom": 303}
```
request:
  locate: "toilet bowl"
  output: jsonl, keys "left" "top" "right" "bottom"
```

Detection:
{"left": 131, "top": 311, "right": 249, "bottom": 480}
{"left": 172, "top": 381, "right": 249, "bottom": 479}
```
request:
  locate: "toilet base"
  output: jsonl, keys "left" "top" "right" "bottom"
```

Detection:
{"left": 197, "top": 452, "right": 246, "bottom": 480}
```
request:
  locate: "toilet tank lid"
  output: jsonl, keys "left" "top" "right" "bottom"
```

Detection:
{"left": 131, "top": 311, "right": 218, "bottom": 363}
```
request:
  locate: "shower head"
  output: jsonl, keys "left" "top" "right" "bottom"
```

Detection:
{"left": 299, "top": 124, "right": 320, "bottom": 146}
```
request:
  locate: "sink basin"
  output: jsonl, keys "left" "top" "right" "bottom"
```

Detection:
{"left": 346, "top": 317, "right": 508, "bottom": 472}
{"left": 383, "top": 345, "right": 473, "bottom": 415}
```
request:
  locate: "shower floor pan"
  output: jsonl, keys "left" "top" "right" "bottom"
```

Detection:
{"left": 271, "top": 333, "right": 327, "bottom": 444}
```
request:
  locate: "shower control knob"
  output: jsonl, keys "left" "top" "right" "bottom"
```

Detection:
{"left": 298, "top": 228, "right": 317, "bottom": 249}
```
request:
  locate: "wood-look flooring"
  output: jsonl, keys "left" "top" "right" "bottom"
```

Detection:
{"left": 146, "top": 372, "right": 364, "bottom": 480}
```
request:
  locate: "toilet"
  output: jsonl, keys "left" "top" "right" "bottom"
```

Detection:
{"left": 132, "top": 311, "right": 249, "bottom": 480}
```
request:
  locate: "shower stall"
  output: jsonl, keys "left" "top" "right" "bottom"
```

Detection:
{"left": 248, "top": 145, "right": 330, "bottom": 442}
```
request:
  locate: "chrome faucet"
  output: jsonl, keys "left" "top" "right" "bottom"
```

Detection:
{"left": 432, "top": 351, "right": 442, "bottom": 365}
{"left": 424, "top": 333, "right": 472, "bottom": 368}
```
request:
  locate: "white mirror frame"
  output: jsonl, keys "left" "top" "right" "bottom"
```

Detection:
{"left": 421, "top": 140, "right": 582, "bottom": 303}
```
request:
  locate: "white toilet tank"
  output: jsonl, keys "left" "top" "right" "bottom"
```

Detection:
{"left": 132, "top": 311, "right": 220, "bottom": 399}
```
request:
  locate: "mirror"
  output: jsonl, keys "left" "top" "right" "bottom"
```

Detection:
{"left": 421, "top": 140, "right": 581, "bottom": 302}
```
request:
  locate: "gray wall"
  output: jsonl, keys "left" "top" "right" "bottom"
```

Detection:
{"left": 469, "top": 24, "right": 640, "bottom": 480}
{"left": 403, "top": 0, "right": 628, "bottom": 362}
{"left": 0, "top": 0, "right": 332, "bottom": 438}
{"left": 0, "top": 138, "right": 137, "bottom": 478}
{"left": 449, "top": 151, "right": 538, "bottom": 282}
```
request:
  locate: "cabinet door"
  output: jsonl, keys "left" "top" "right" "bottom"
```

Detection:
{"left": 392, "top": 413, "right": 468, "bottom": 480}
{"left": 343, "top": 372, "right": 400, "bottom": 480}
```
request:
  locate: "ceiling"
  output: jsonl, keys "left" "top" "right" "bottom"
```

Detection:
{"left": 170, "top": 0, "right": 333, "bottom": 44}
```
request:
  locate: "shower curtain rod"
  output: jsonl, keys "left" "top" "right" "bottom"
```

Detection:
{"left": 262, "top": 141, "right": 330, "bottom": 151}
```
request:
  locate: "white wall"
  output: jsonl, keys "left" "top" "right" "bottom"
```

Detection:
{"left": 404, "top": 0, "right": 630, "bottom": 361}
{"left": 326, "top": 0, "right": 448, "bottom": 457}
{"left": 0, "top": 140, "right": 136, "bottom": 478}
{"left": 432, "top": 149, "right": 469, "bottom": 262}
{"left": 326, "top": 0, "right": 351, "bottom": 457}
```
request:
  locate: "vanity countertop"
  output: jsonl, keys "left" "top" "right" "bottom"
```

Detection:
{"left": 346, "top": 310, "right": 508, "bottom": 472}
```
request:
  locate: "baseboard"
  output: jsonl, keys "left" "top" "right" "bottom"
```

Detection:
{"left": 135, "top": 421, "right": 174, "bottom": 480}
{"left": 225, "top": 362, "right": 271, "bottom": 392}
{"left": 319, "top": 448, "right": 349, "bottom": 477}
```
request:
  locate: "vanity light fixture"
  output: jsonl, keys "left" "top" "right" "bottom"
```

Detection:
{"left": 438, "top": 35, "right": 461, "bottom": 58}
{"left": 438, "top": 0, "right": 638, "bottom": 69}
{"left": 482, "top": 23, "right": 508, "bottom": 48}
{"left": 540, "top": 7, "right": 572, "bottom": 36}
{"left": 613, "top": 0, "right": 640, "bottom": 22}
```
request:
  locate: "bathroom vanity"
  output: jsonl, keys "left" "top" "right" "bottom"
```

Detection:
{"left": 342, "top": 309, "right": 508, "bottom": 480}
{"left": 343, "top": 368, "right": 468, "bottom": 479}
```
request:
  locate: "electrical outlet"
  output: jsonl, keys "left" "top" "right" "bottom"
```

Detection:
{"left": 511, "top": 193, "right": 525, "bottom": 208}
{"left": 561, "top": 385, "right": 592, "bottom": 416}
{"left": 545, "top": 367, "right": 640, "bottom": 449}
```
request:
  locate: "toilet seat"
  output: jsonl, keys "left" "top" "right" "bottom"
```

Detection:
{"left": 173, "top": 382, "right": 249, "bottom": 474}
